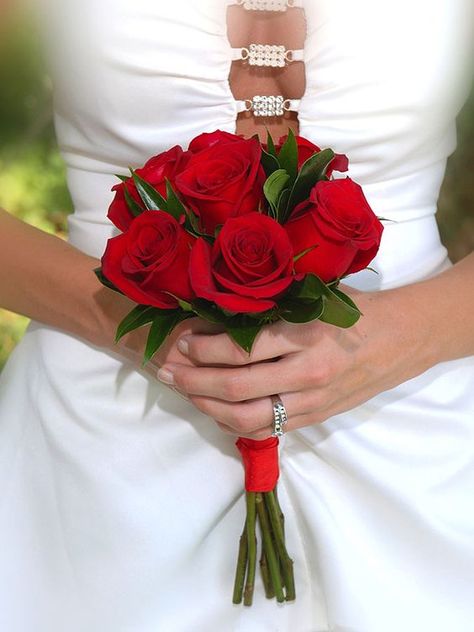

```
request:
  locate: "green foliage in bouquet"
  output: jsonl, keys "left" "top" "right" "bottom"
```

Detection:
{"left": 95, "top": 130, "right": 362, "bottom": 361}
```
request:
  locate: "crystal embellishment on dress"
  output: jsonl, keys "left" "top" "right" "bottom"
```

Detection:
{"left": 235, "top": 96, "right": 301, "bottom": 117}
{"left": 245, "top": 95, "right": 287, "bottom": 117}
{"left": 239, "top": 44, "right": 301, "bottom": 67}
{"left": 236, "top": 0, "right": 298, "bottom": 12}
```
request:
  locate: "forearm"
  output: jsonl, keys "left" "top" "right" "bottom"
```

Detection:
{"left": 384, "top": 251, "right": 474, "bottom": 366}
{"left": 0, "top": 208, "right": 133, "bottom": 348}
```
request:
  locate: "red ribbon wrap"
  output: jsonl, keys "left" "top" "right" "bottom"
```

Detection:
{"left": 235, "top": 436, "right": 280, "bottom": 492}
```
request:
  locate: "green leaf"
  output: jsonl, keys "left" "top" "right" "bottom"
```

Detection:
{"left": 184, "top": 208, "right": 200, "bottom": 233}
{"left": 191, "top": 299, "right": 226, "bottom": 324}
{"left": 94, "top": 267, "right": 124, "bottom": 295}
{"left": 123, "top": 185, "right": 144, "bottom": 218}
{"left": 115, "top": 174, "right": 129, "bottom": 182}
{"left": 115, "top": 304, "right": 157, "bottom": 343}
{"left": 288, "top": 274, "right": 361, "bottom": 327}
{"left": 291, "top": 273, "right": 328, "bottom": 301}
{"left": 263, "top": 169, "right": 290, "bottom": 219}
{"left": 280, "top": 298, "right": 324, "bottom": 323}
{"left": 260, "top": 148, "right": 281, "bottom": 177}
{"left": 143, "top": 310, "right": 182, "bottom": 365}
{"left": 165, "top": 178, "right": 187, "bottom": 220}
{"left": 319, "top": 290, "right": 361, "bottom": 328}
{"left": 176, "top": 298, "right": 194, "bottom": 312}
{"left": 183, "top": 207, "right": 210, "bottom": 239}
{"left": 225, "top": 319, "right": 264, "bottom": 354}
{"left": 276, "top": 129, "right": 298, "bottom": 182}
{"left": 161, "top": 293, "right": 194, "bottom": 312}
{"left": 293, "top": 245, "right": 316, "bottom": 263}
{"left": 284, "top": 148, "right": 335, "bottom": 221}
{"left": 277, "top": 188, "right": 290, "bottom": 221}
{"left": 330, "top": 287, "right": 361, "bottom": 310}
{"left": 132, "top": 171, "right": 167, "bottom": 211}
{"left": 266, "top": 129, "right": 278, "bottom": 158}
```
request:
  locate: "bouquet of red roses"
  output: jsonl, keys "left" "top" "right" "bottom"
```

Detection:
{"left": 96, "top": 129, "right": 383, "bottom": 606}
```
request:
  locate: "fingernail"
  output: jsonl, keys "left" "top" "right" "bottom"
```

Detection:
{"left": 157, "top": 367, "right": 174, "bottom": 385}
{"left": 177, "top": 337, "right": 189, "bottom": 356}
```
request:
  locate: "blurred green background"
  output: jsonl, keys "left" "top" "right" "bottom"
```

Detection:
{"left": 0, "top": 12, "right": 473, "bottom": 371}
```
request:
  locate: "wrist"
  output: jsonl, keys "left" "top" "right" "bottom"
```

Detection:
{"left": 378, "top": 277, "right": 453, "bottom": 372}
{"left": 87, "top": 272, "right": 136, "bottom": 351}
{"left": 349, "top": 283, "right": 441, "bottom": 382}
{"left": 66, "top": 251, "right": 130, "bottom": 351}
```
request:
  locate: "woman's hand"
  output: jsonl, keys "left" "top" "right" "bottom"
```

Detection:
{"left": 115, "top": 315, "right": 223, "bottom": 389}
{"left": 156, "top": 284, "right": 440, "bottom": 439}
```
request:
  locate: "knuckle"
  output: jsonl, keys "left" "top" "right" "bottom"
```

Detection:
{"left": 215, "top": 421, "right": 235, "bottom": 435}
{"left": 314, "top": 410, "right": 330, "bottom": 424}
{"left": 307, "top": 363, "right": 332, "bottom": 387}
{"left": 244, "top": 427, "right": 272, "bottom": 441}
{"left": 228, "top": 403, "right": 269, "bottom": 434}
{"left": 221, "top": 375, "right": 249, "bottom": 401}
{"left": 225, "top": 405, "right": 244, "bottom": 428}
{"left": 310, "top": 389, "right": 328, "bottom": 411}
{"left": 228, "top": 413, "right": 248, "bottom": 432}
{"left": 189, "top": 395, "right": 210, "bottom": 415}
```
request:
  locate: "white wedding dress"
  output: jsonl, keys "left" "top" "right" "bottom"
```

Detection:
{"left": 1, "top": 1, "right": 473, "bottom": 631}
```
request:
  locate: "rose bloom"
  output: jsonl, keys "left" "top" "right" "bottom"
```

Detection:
{"left": 174, "top": 137, "right": 266, "bottom": 235}
{"left": 190, "top": 213, "right": 296, "bottom": 313}
{"left": 285, "top": 178, "right": 384, "bottom": 282}
{"left": 101, "top": 210, "right": 194, "bottom": 309}
{"left": 107, "top": 146, "right": 190, "bottom": 232}
{"left": 188, "top": 130, "right": 244, "bottom": 154}
{"left": 275, "top": 134, "right": 349, "bottom": 177}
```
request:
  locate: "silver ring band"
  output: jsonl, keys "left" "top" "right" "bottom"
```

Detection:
{"left": 271, "top": 394, "right": 288, "bottom": 437}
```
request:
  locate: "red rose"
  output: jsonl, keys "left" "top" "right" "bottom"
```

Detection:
{"left": 276, "top": 135, "right": 349, "bottom": 177}
{"left": 188, "top": 130, "right": 243, "bottom": 153}
{"left": 101, "top": 210, "right": 194, "bottom": 309}
{"left": 190, "top": 213, "right": 295, "bottom": 313}
{"left": 174, "top": 137, "right": 266, "bottom": 235}
{"left": 285, "top": 178, "right": 383, "bottom": 282}
{"left": 107, "top": 146, "right": 190, "bottom": 232}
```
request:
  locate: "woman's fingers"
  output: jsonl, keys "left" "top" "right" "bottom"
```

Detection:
{"left": 119, "top": 316, "right": 223, "bottom": 370}
{"left": 214, "top": 420, "right": 274, "bottom": 441}
{"left": 188, "top": 388, "right": 328, "bottom": 435}
{"left": 176, "top": 319, "right": 308, "bottom": 366}
{"left": 158, "top": 353, "right": 323, "bottom": 401}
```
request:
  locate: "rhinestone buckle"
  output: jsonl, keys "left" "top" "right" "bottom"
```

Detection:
{"left": 237, "top": 0, "right": 297, "bottom": 11}
{"left": 241, "top": 44, "right": 293, "bottom": 67}
{"left": 244, "top": 95, "right": 291, "bottom": 117}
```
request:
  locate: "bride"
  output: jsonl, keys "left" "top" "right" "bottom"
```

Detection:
{"left": 0, "top": 1, "right": 473, "bottom": 631}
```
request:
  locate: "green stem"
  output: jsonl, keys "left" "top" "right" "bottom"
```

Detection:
{"left": 243, "top": 492, "right": 257, "bottom": 606}
{"left": 232, "top": 524, "right": 248, "bottom": 604}
{"left": 264, "top": 491, "right": 296, "bottom": 601}
{"left": 274, "top": 487, "right": 286, "bottom": 538}
{"left": 256, "top": 492, "right": 285, "bottom": 603}
{"left": 259, "top": 547, "right": 275, "bottom": 599}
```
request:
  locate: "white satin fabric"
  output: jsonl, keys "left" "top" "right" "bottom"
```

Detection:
{"left": 1, "top": 1, "right": 474, "bottom": 631}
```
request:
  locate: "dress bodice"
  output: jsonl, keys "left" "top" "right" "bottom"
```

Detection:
{"left": 39, "top": 0, "right": 473, "bottom": 289}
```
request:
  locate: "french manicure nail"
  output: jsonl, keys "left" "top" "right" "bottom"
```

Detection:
{"left": 177, "top": 337, "right": 189, "bottom": 356}
{"left": 157, "top": 367, "right": 174, "bottom": 385}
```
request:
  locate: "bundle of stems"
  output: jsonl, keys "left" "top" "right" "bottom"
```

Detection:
{"left": 232, "top": 488, "right": 296, "bottom": 606}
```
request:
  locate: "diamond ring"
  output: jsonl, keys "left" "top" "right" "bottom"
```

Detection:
{"left": 271, "top": 394, "right": 288, "bottom": 437}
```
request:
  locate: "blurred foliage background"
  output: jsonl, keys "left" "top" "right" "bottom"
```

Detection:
{"left": 0, "top": 12, "right": 73, "bottom": 369}
{"left": 0, "top": 10, "right": 473, "bottom": 371}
